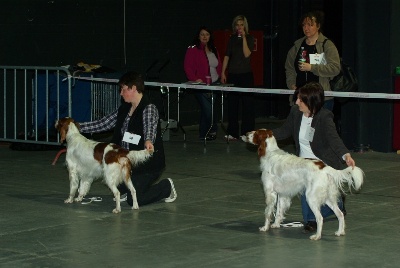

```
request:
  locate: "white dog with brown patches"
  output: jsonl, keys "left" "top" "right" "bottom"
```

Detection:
{"left": 55, "top": 117, "right": 153, "bottom": 213}
{"left": 243, "top": 129, "right": 364, "bottom": 240}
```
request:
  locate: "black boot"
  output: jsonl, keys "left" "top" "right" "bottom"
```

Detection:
{"left": 302, "top": 221, "right": 317, "bottom": 233}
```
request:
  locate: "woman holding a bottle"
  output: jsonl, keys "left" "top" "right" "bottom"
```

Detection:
{"left": 221, "top": 15, "right": 255, "bottom": 140}
{"left": 285, "top": 10, "right": 340, "bottom": 110}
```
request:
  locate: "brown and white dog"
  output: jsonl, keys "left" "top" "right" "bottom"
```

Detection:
{"left": 242, "top": 129, "right": 364, "bottom": 240}
{"left": 55, "top": 117, "right": 153, "bottom": 213}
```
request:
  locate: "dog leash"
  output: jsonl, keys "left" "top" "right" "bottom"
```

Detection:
{"left": 81, "top": 197, "right": 103, "bottom": 205}
{"left": 280, "top": 222, "right": 304, "bottom": 228}
{"left": 273, "top": 196, "right": 304, "bottom": 228}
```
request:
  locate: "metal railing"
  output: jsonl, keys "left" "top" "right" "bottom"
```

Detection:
{"left": 2, "top": 66, "right": 398, "bottom": 147}
{"left": 0, "top": 66, "right": 121, "bottom": 146}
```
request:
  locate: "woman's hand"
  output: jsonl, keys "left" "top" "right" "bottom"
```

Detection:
{"left": 344, "top": 153, "right": 355, "bottom": 168}
{"left": 221, "top": 73, "right": 227, "bottom": 84}
{"left": 144, "top": 140, "right": 154, "bottom": 151}
{"left": 298, "top": 62, "right": 311, "bottom": 72}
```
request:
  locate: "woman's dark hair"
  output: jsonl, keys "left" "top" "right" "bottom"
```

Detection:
{"left": 298, "top": 82, "right": 325, "bottom": 116}
{"left": 190, "top": 26, "right": 219, "bottom": 59}
{"left": 300, "top": 10, "right": 324, "bottom": 33}
{"left": 118, "top": 71, "right": 145, "bottom": 93}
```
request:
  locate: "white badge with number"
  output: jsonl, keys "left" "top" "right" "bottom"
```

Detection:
{"left": 309, "top": 53, "right": 327, "bottom": 65}
{"left": 122, "top": 132, "right": 141, "bottom": 145}
{"left": 304, "top": 126, "right": 315, "bottom": 142}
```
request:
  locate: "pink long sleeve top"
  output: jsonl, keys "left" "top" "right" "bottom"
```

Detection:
{"left": 184, "top": 44, "right": 222, "bottom": 82}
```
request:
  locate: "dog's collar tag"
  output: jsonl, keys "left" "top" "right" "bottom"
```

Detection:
{"left": 122, "top": 132, "right": 141, "bottom": 145}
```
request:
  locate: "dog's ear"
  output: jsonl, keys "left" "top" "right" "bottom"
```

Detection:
{"left": 255, "top": 129, "right": 268, "bottom": 145}
{"left": 55, "top": 119, "right": 62, "bottom": 131}
{"left": 258, "top": 140, "right": 266, "bottom": 157}
{"left": 56, "top": 118, "right": 69, "bottom": 144}
{"left": 59, "top": 126, "right": 67, "bottom": 144}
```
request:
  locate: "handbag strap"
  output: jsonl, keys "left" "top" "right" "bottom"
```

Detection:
{"left": 322, "top": 38, "right": 329, "bottom": 52}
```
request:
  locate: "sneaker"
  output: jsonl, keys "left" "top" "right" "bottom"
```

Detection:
{"left": 165, "top": 178, "right": 177, "bottom": 203}
{"left": 113, "top": 193, "right": 127, "bottom": 202}
{"left": 224, "top": 135, "right": 238, "bottom": 141}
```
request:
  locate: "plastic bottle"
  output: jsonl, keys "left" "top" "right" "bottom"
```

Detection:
{"left": 299, "top": 47, "right": 307, "bottom": 63}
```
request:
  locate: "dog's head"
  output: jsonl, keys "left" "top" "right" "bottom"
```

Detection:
{"left": 242, "top": 129, "right": 274, "bottom": 157}
{"left": 55, "top": 117, "right": 79, "bottom": 144}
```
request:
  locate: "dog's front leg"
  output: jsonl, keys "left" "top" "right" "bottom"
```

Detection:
{"left": 75, "top": 179, "right": 92, "bottom": 202}
{"left": 260, "top": 191, "right": 277, "bottom": 231}
{"left": 259, "top": 177, "right": 277, "bottom": 232}
{"left": 271, "top": 196, "right": 291, "bottom": 228}
{"left": 65, "top": 167, "right": 79, "bottom": 203}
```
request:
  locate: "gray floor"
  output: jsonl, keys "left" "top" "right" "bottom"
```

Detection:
{"left": 1, "top": 119, "right": 400, "bottom": 268}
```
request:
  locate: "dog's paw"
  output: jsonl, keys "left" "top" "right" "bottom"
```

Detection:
{"left": 334, "top": 230, "right": 345, "bottom": 237}
{"left": 74, "top": 196, "right": 83, "bottom": 202}
{"left": 64, "top": 197, "right": 74, "bottom": 203}
{"left": 112, "top": 208, "right": 121, "bottom": 214}
{"left": 270, "top": 223, "right": 281, "bottom": 229}
{"left": 259, "top": 226, "right": 270, "bottom": 232}
{"left": 309, "top": 234, "right": 321, "bottom": 240}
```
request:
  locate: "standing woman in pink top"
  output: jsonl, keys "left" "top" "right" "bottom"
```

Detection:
{"left": 184, "top": 26, "right": 222, "bottom": 141}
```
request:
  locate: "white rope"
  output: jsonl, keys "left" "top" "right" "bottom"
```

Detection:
{"left": 280, "top": 222, "right": 304, "bottom": 228}
{"left": 66, "top": 75, "right": 400, "bottom": 100}
{"left": 81, "top": 197, "right": 103, "bottom": 205}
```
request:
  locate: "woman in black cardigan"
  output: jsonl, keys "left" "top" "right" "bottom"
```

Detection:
{"left": 272, "top": 82, "right": 355, "bottom": 232}
{"left": 79, "top": 71, "right": 177, "bottom": 206}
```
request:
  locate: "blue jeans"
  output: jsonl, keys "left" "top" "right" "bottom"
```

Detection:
{"left": 301, "top": 194, "right": 344, "bottom": 222}
{"left": 195, "top": 92, "right": 217, "bottom": 138}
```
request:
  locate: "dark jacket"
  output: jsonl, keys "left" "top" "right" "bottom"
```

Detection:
{"left": 273, "top": 105, "right": 348, "bottom": 170}
{"left": 111, "top": 96, "right": 165, "bottom": 175}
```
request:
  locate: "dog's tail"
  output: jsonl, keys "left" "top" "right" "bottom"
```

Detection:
{"left": 126, "top": 148, "right": 154, "bottom": 166}
{"left": 326, "top": 166, "right": 364, "bottom": 192}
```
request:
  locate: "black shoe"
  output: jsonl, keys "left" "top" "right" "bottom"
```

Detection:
{"left": 200, "top": 133, "right": 217, "bottom": 141}
{"left": 302, "top": 221, "right": 317, "bottom": 233}
{"left": 206, "top": 133, "right": 217, "bottom": 140}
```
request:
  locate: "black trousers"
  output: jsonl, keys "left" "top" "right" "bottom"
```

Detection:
{"left": 226, "top": 72, "right": 255, "bottom": 138}
{"left": 119, "top": 172, "right": 171, "bottom": 206}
